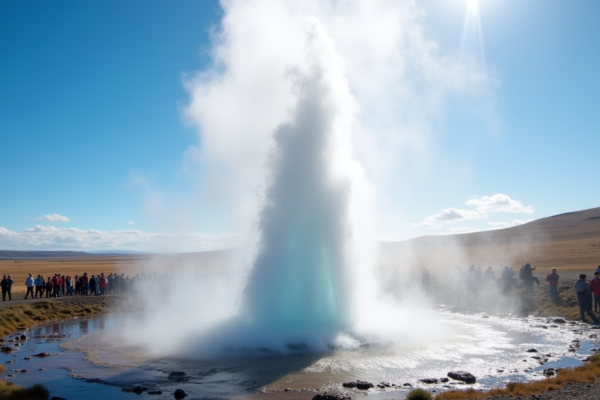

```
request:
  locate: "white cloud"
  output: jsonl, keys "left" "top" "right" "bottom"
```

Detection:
{"left": 0, "top": 225, "right": 238, "bottom": 252}
{"left": 449, "top": 226, "right": 479, "bottom": 234}
{"left": 35, "top": 214, "right": 70, "bottom": 222}
{"left": 413, "top": 207, "right": 486, "bottom": 229}
{"left": 126, "top": 221, "right": 134, "bottom": 225}
{"left": 466, "top": 194, "right": 534, "bottom": 214}
{"left": 488, "top": 218, "right": 534, "bottom": 228}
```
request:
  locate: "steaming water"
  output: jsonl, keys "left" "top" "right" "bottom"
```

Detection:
{"left": 4, "top": 311, "right": 599, "bottom": 400}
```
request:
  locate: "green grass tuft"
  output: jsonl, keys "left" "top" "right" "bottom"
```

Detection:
{"left": 406, "top": 388, "right": 432, "bottom": 400}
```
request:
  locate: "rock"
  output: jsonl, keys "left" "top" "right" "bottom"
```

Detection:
{"left": 440, "top": 377, "right": 449, "bottom": 383}
{"left": 19, "top": 334, "right": 28, "bottom": 340}
{"left": 5, "top": 360, "right": 15, "bottom": 364}
{"left": 132, "top": 386, "right": 147, "bottom": 394}
{"left": 39, "top": 368, "right": 44, "bottom": 371}
{"left": 447, "top": 371, "right": 476, "bottom": 384}
{"left": 312, "top": 393, "right": 351, "bottom": 400}
{"left": 355, "top": 381, "right": 374, "bottom": 390}
{"left": 174, "top": 389, "right": 188, "bottom": 399}
{"left": 543, "top": 368, "right": 555, "bottom": 376}
{"left": 378, "top": 382, "right": 391, "bottom": 388}
{"left": 553, "top": 317, "right": 567, "bottom": 323}
{"left": 50, "top": 397, "right": 67, "bottom": 400}
{"left": 148, "top": 391, "right": 163, "bottom": 395}
{"left": 341, "top": 382, "right": 356, "bottom": 388}
{"left": 533, "top": 325, "right": 548, "bottom": 329}
{"left": 1, "top": 346, "right": 15, "bottom": 352}
{"left": 168, "top": 371, "right": 187, "bottom": 380}
{"left": 24, "top": 357, "right": 31, "bottom": 360}
{"left": 419, "top": 378, "right": 438, "bottom": 384}
{"left": 20, "top": 369, "right": 28, "bottom": 373}
{"left": 497, "top": 369, "right": 504, "bottom": 373}
{"left": 403, "top": 383, "right": 412, "bottom": 387}
{"left": 7, "top": 374, "right": 15, "bottom": 377}
{"left": 33, "top": 352, "right": 51, "bottom": 357}
{"left": 526, "top": 348, "right": 538, "bottom": 353}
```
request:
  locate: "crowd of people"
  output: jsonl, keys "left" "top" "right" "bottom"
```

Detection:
{"left": 1, "top": 272, "right": 138, "bottom": 301}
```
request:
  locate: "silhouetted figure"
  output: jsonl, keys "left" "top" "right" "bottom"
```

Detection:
{"left": 45, "top": 277, "right": 52, "bottom": 298}
{"left": 546, "top": 268, "right": 559, "bottom": 299}
{"left": 590, "top": 271, "right": 600, "bottom": 313}
{"left": 1, "top": 275, "right": 9, "bottom": 301}
{"left": 501, "top": 266, "right": 514, "bottom": 294}
{"left": 575, "top": 274, "right": 599, "bottom": 323}
{"left": 519, "top": 263, "right": 536, "bottom": 299}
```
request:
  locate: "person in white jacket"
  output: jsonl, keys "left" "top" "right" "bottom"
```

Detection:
{"left": 25, "top": 273, "right": 35, "bottom": 299}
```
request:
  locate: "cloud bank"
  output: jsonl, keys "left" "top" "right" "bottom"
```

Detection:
{"left": 0, "top": 225, "right": 236, "bottom": 252}
{"left": 414, "top": 193, "right": 534, "bottom": 229}
{"left": 35, "top": 214, "right": 70, "bottom": 222}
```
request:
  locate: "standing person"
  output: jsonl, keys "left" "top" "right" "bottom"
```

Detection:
{"left": 501, "top": 266, "right": 514, "bottom": 294}
{"left": 25, "top": 273, "right": 35, "bottom": 299}
{"left": 590, "top": 271, "right": 600, "bottom": 313}
{"left": 89, "top": 275, "right": 97, "bottom": 296}
{"left": 45, "top": 277, "right": 53, "bottom": 298}
{"left": 99, "top": 273, "right": 107, "bottom": 295}
{"left": 546, "top": 268, "right": 560, "bottom": 299}
{"left": 74, "top": 275, "right": 80, "bottom": 295}
{"left": 82, "top": 273, "right": 89, "bottom": 296}
{"left": 574, "top": 274, "right": 599, "bottom": 323}
{"left": 35, "top": 275, "right": 45, "bottom": 298}
{"left": 520, "top": 263, "right": 536, "bottom": 299}
{"left": 51, "top": 274, "right": 60, "bottom": 297}
{"left": 6, "top": 275, "right": 14, "bottom": 301}
{"left": 1, "top": 275, "right": 9, "bottom": 301}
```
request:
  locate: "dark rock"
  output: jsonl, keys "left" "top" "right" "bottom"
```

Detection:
{"left": 20, "top": 369, "right": 28, "bottom": 373}
{"left": 379, "top": 382, "right": 391, "bottom": 387}
{"left": 448, "top": 371, "right": 476, "bottom": 384}
{"left": 355, "top": 380, "right": 374, "bottom": 390}
{"left": 440, "top": 377, "right": 449, "bottom": 383}
{"left": 24, "top": 357, "right": 31, "bottom": 360}
{"left": 533, "top": 325, "right": 548, "bottom": 329}
{"left": 7, "top": 374, "right": 14, "bottom": 377}
{"left": 174, "top": 389, "right": 188, "bottom": 399}
{"left": 526, "top": 348, "right": 538, "bottom": 353}
{"left": 341, "top": 382, "right": 356, "bottom": 388}
{"left": 5, "top": 360, "right": 15, "bottom": 364}
{"left": 419, "top": 378, "right": 439, "bottom": 384}
{"left": 148, "top": 391, "right": 162, "bottom": 395}
{"left": 543, "top": 368, "right": 555, "bottom": 377}
{"left": 403, "top": 383, "right": 412, "bottom": 387}
{"left": 1, "top": 346, "right": 15, "bottom": 352}
{"left": 33, "top": 352, "right": 51, "bottom": 357}
{"left": 50, "top": 397, "right": 67, "bottom": 400}
{"left": 553, "top": 317, "right": 567, "bottom": 323}
{"left": 39, "top": 368, "right": 44, "bottom": 371}
{"left": 312, "top": 393, "right": 351, "bottom": 400}
{"left": 19, "top": 334, "right": 27, "bottom": 340}
{"left": 168, "top": 371, "right": 187, "bottom": 379}
{"left": 132, "top": 386, "right": 147, "bottom": 394}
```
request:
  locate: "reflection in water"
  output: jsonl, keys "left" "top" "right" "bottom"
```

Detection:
{"left": 2, "top": 311, "right": 597, "bottom": 400}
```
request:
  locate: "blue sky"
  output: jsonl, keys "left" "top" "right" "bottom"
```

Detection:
{"left": 1, "top": 0, "right": 599, "bottom": 251}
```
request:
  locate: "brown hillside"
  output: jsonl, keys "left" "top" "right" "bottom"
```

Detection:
{"left": 380, "top": 207, "right": 600, "bottom": 273}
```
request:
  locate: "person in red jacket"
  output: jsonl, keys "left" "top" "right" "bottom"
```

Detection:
{"left": 590, "top": 271, "right": 600, "bottom": 313}
{"left": 546, "top": 268, "right": 560, "bottom": 299}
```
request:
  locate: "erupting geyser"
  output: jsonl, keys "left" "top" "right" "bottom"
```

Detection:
{"left": 244, "top": 21, "right": 355, "bottom": 337}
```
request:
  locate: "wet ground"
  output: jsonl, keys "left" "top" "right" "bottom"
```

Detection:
{"left": 3, "top": 308, "right": 600, "bottom": 399}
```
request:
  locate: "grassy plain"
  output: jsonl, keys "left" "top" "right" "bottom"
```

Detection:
{"left": 0, "top": 251, "right": 228, "bottom": 294}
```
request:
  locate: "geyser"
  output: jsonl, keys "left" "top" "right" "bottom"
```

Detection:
{"left": 243, "top": 21, "right": 356, "bottom": 337}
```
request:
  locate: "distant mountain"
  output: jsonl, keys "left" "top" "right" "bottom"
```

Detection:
{"left": 87, "top": 250, "right": 151, "bottom": 255}
{"left": 0, "top": 250, "right": 97, "bottom": 259}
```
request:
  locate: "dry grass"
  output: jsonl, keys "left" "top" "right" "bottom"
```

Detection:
{"left": 0, "top": 299, "right": 110, "bottom": 336}
{"left": 435, "top": 355, "right": 600, "bottom": 399}
{"left": 0, "top": 381, "right": 50, "bottom": 400}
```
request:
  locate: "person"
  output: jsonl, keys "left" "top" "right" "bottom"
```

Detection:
{"left": 6, "top": 275, "right": 14, "bottom": 301}
{"left": 501, "top": 266, "right": 514, "bottom": 294}
{"left": 546, "top": 268, "right": 560, "bottom": 299}
{"left": 519, "top": 263, "right": 536, "bottom": 299}
{"left": 89, "top": 275, "right": 97, "bottom": 296}
{"left": 595, "top": 266, "right": 600, "bottom": 276}
{"left": 25, "top": 273, "right": 35, "bottom": 299}
{"left": 590, "top": 271, "right": 600, "bottom": 313}
{"left": 99, "top": 273, "right": 107, "bottom": 295}
{"left": 574, "top": 274, "right": 599, "bottom": 323}
{"left": 81, "top": 273, "right": 89, "bottom": 296}
{"left": 35, "top": 274, "right": 45, "bottom": 298}
{"left": 484, "top": 266, "right": 495, "bottom": 281}
{"left": 45, "top": 277, "right": 53, "bottom": 298}
{"left": 1, "top": 275, "right": 9, "bottom": 301}
{"left": 52, "top": 274, "right": 60, "bottom": 297}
